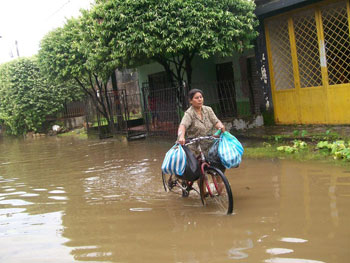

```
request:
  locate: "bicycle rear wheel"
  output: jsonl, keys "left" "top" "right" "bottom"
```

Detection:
{"left": 200, "top": 166, "right": 233, "bottom": 214}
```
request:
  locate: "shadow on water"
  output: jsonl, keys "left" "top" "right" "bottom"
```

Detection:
{"left": 0, "top": 136, "right": 349, "bottom": 262}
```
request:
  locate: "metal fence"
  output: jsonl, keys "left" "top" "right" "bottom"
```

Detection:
{"left": 76, "top": 78, "right": 257, "bottom": 138}
{"left": 84, "top": 89, "right": 145, "bottom": 139}
{"left": 142, "top": 79, "right": 254, "bottom": 137}
{"left": 142, "top": 84, "right": 182, "bottom": 137}
{"left": 45, "top": 100, "right": 86, "bottom": 121}
{"left": 190, "top": 81, "right": 238, "bottom": 118}
{"left": 61, "top": 101, "right": 86, "bottom": 118}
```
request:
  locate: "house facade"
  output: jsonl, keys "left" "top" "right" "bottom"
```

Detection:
{"left": 138, "top": 49, "right": 267, "bottom": 133}
{"left": 255, "top": 0, "right": 350, "bottom": 124}
{"left": 137, "top": 0, "right": 350, "bottom": 131}
{"left": 139, "top": 53, "right": 263, "bottom": 109}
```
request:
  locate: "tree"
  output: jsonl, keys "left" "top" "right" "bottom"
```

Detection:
{"left": 92, "top": 0, "right": 258, "bottom": 90}
{"left": 0, "top": 57, "right": 75, "bottom": 135}
{"left": 38, "top": 16, "right": 122, "bottom": 133}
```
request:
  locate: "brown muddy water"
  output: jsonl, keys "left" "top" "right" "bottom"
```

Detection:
{"left": 0, "top": 136, "right": 349, "bottom": 263}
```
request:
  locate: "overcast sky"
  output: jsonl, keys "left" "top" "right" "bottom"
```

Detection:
{"left": 0, "top": 0, "right": 94, "bottom": 63}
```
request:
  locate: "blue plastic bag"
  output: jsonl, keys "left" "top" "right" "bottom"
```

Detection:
{"left": 218, "top": 131, "right": 244, "bottom": 169}
{"left": 161, "top": 144, "right": 187, "bottom": 175}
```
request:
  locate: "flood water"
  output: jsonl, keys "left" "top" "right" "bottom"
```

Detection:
{"left": 0, "top": 136, "right": 349, "bottom": 263}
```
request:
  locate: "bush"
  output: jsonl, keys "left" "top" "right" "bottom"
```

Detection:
{"left": 316, "top": 140, "right": 350, "bottom": 161}
{"left": 0, "top": 57, "right": 71, "bottom": 135}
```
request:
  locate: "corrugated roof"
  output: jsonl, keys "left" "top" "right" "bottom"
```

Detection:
{"left": 255, "top": 0, "right": 311, "bottom": 16}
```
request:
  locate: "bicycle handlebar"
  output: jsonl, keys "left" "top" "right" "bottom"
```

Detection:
{"left": 184, "top": 135, "right": 219, "bottom": 146}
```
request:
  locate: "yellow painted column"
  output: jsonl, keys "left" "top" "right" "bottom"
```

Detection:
{"left": 347, "top": 0, "right": 350, "bottom": 35}
{"left": 315, "top": 7, "right": 330, "bottom": 123}
{"left": 288, "top": 17, "right": 302, "bottom": 123}
{"left": 264, "top": 22, "right": 279, "bottom": 123}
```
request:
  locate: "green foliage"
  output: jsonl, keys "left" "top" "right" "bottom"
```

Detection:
{"left": 277, "top": 140, "right": 308, "bottom": 153}
{"left": 275, "top": 139, "right": 350, "bottom": 161}
{"left": 292, "top": 129, "right": 308, "bottom": 137}
{"left": 0, "top": 57, "right": 75, "bottom": 135}
{"left": 293, "top": 139, "right": 308, "bottom": 149}
{"left": 316, "top": 140, "right": 332, "bottom": 150}
{"left": 277, "top": 145, "right": 298, "bottom": 153}
{"left": 262, "top": 111, "right": 275, "bottom": 126}
{"left": 38, "top": 16, "right": 121, "bottom": 132}
{"left": 316, "top": 140, "right": 350, "bottom": 161}
{"left": 37, "top": 0, "right": 258, "bottom": 132}
{"left": 38, "top": 18, "right": 89, "bottom": 82}
{"left": 91, "top": 0, "right": 258, "bottom": 84}
{"left": 273, "top": 135, "right": 283, "bottom": 143}
{"left": 301, "top": 130, "right": 308, "bottom": 137}
{"left": 38, "top": 16, "right": 115, "bottom": 85}
{"left": 262, "top": 142, "right": 271, "bottom": 148}
{"left": 323, "top": 129, "right": 340, "bottom": 141}
{"left": 39, "top": 14, "right": 117, "bottom": 82}
{"left": 58, "top": 127, "right": 87, "bottom": 139}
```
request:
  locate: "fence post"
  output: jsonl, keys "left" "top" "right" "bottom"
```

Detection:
{"left": 142, "top": 84, "right": 150, "bottom": 133}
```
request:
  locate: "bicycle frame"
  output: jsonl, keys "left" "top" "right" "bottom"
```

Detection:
{"left": 163, "top": 136, "right": 214, "bottom": 194}
{"left": 162, "top": 135, "right": 234, "bottom": 214}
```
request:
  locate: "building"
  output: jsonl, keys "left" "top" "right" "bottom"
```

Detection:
{"left": 255, "top": 0, "right": 350, "bottom": 124}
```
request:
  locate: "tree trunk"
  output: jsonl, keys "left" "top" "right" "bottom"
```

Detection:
{"left": 185, "top": 56, "right": 192, "bottom": 88}
{"left": 111, "top": 70, "right": 124, "bottom": 131}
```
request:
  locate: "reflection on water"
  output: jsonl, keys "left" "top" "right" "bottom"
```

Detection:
{"left": 266, "top": 248, "right": 294, "bottom": 255}
{"left": 280, "top": 237, "right": 308, "bottom": 243}
{"left": 264, "top": 258, "right": 325, "bottom": 263}
{"left": 0, "top": 136, "right": 349, "bottom": 262}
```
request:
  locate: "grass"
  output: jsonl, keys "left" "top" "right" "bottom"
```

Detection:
{"left": 57, "top": 125, "right": 350, "bottom": 167}
{"left": 243, "top": 141, "right": 350, "bottom": 167}
{"left": 91, "top": 113, "right": 143, "bottom": 127}
{"left": 57, "top": 127, "right": 88, "bottom": 139}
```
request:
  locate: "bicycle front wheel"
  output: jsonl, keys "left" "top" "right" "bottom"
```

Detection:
{"left": 200, "top": 166, "right": 233, "bottom": 215}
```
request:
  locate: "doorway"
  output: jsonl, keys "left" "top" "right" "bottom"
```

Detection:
{"left": 216, "top": 62, "right": 237, "bottom": 117}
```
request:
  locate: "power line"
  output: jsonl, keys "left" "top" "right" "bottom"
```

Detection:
{"left": 45, "top": 0, "right": 72, "bottom": 21}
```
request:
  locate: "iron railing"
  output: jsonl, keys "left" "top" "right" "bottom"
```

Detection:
{"left": 142, "top": 79, "right": 256, "bottom": 137}
{"left": 69, "top": 78, "right": 258, "bottom": 138}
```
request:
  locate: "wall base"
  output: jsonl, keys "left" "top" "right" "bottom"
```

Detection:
{"left": 224, "top": 114, "right": 264, "bottom": 131}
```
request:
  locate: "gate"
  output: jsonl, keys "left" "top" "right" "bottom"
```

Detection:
{"left": 85, "top": 89, "right": 146, "bottom": 139}
{"left": 265, "top": 0, "right": 350, "bottom": 124}
{"left": 142, "top": 84, "right": 183, "bottom": 137}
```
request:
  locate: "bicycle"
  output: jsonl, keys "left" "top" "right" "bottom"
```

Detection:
{"left": 162, "top": 135, "right": 234, "bottom": 215}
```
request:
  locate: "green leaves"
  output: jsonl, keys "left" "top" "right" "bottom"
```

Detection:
{"left": 277, "top": 139, "right": 350, "bottom": 161}
{"left": 89, "top": 0, "right": 258, "bottom": 83}
{"left": 277, "top": 140, "right": 308, "bottom": 153}
{"left": 316, "top": 140, "right": 350, "bottom": 160}
{"left": 0, "top": 57, "right": 77, "bottom": 135}
{"left": 30, "top": 0, "right": 259, "bottom": 134}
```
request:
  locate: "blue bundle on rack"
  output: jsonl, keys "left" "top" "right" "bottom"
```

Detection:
{"left": 161, "top": 144, "right": 186, "bottom": 175}
{"left": 218, "top": 131, "right": 244, "bottom": 169}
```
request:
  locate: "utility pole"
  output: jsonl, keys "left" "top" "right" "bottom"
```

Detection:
{"left": 15, "top": 40, "right": 20, "bottom": 57}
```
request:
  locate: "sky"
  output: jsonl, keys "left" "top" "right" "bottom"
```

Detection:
{"left": 0, "top": 0, "right": 94, "bottom": 63}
